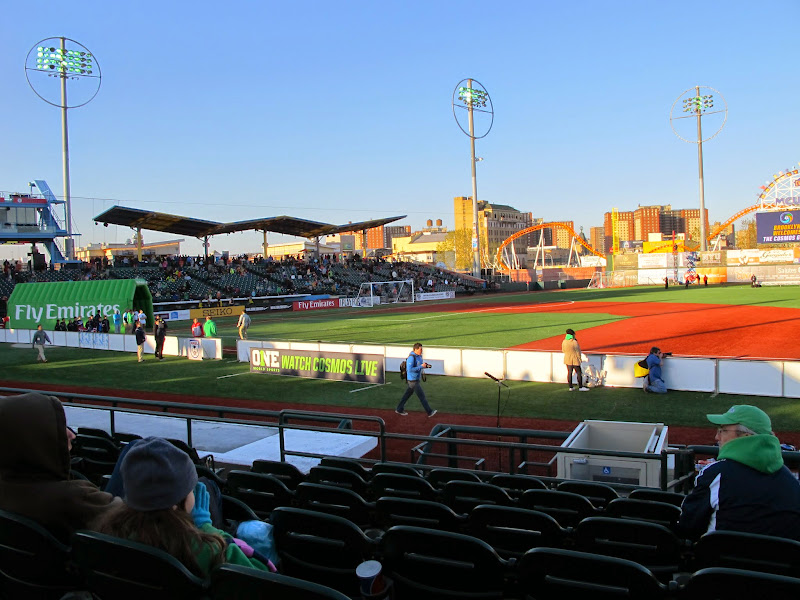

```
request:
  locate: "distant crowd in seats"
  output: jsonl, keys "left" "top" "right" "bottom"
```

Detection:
{"left": 0, "top": 252, "right": 485, "bottom": 319}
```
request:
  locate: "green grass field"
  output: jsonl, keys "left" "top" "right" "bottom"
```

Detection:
{"left": 3, "top": 285, "right": 800, "bottom": 437}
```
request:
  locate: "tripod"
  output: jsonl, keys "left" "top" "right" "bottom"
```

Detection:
{"left": 485, "top": 372, "right": 508, "bottom": 469}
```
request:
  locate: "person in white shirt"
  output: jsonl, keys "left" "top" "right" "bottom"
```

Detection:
{"left": 237, "top": 311, "right": 251, "bottom": 340}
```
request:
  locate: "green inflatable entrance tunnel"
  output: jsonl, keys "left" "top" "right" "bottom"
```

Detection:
{"left": 7, "top": 279, "right": 154, "bottom": 330}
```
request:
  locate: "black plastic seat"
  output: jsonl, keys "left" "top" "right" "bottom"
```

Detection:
{"left": 219, "top": 494, "right": 259, "bottom": 534}
{"left": 319, "top": 456, "right": 371, "bottom": 480}
{"left": 574, "top": 516, "right": 685, "bottom": 582}
{"left": 77, "top": 427, "right": 115, "bottom": 443}
{"left": 270, "top": 507, "right": 377, "bottom": 597}
{"left": 251, "top": 459, "right": 305, "bottom": 490}
{"left": 381, "top": 525, "right": 509, "bottom": 599}
{"left": 691, "top": 530, "right": 800, "bottom": 577}
{"left": 209, "top": 563, "right": 350, "bottom": 599}
{"left": 489, "top": 473, "right": 548, "bottom": 498}
{"left": 518, "top": 489, "right": 598, "bottom": 528}
{"left": 604, "top": 497, "right": 682, "bottom": 532}
{"left": 468, "top": 504, "right": 568, "bottom": 559}
{"left": 71, "top": 530, "right": 207, "bottom": 600}
{"left": 370, "top": 473, "right": 439, "bottom": 502}
{"left": 628, "top": 488, "right": 686, "bottom": 507}
{"left": 427, "top": 468, "right": 483, "bottom": 489}
{"left": 307, "top": 466, "right": 369, "bottom": 498}
{"left": 295, "top": 482, "right": 375, "bottom": 527}
{"left": 226, "top": 471, "right": 295, "bottom": 518}
{"left": 0, "top": 509, "right": 80, "bottom": 599}
{"left": 442, "top": 480, "right": 514, "bottom": 514}
{"left": 683, "top": 567, "right": 800, "bottom": 600}
{"left": 375, "top": 496, "right": 465, "bottom": 533}
{"left": 516, "top": 547, "right": 671, "bottom": 599}
{"left": 556, "top": 480, "right": 619, "bottom": 509}
{"left": 371, "top": 462, "right": 423, "bottom": 478}
{"left": 72, "top": 434, "right": 120, "bottom": 462}
{"left": 166, "top": 438, "right": 208, "bottom": 467}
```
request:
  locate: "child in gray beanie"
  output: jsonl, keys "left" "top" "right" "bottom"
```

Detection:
{"left": 94, "top": 437, "right": 268, "bottom": 577}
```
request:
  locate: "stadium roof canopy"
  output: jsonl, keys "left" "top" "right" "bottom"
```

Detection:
{"left": 93, "top": 206, "right": 406, "bottom": 239}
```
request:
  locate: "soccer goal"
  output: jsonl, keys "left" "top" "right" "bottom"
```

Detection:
{"left": 356, "top": 279, "right": 415, "bottom": 306}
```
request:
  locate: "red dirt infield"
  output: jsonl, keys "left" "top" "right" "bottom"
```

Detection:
{"left": 471, "top": 300, "right": 800, "bottom": 361}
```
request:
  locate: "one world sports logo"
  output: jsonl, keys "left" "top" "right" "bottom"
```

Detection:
{"left": 780, "top": 212, "right": 794, "bottom": 224}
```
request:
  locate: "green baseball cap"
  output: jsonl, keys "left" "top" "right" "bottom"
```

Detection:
{"left": 706, "top": 405, "right": 772, "bottom": 435}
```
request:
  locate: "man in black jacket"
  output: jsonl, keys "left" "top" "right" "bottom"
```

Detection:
{"left": 679, "top": 405, "right": 800, "bottom": 541}
{"left": 153, "top": 316, "right": 168, "bottom": 360}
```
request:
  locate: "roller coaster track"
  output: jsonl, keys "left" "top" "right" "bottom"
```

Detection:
{"left": 495, "top": 222, "right": 603, "bottom": 271}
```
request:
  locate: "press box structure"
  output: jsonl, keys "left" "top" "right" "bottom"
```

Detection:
{"left": 556, "top": 420, "right": 670, "bottom": 487}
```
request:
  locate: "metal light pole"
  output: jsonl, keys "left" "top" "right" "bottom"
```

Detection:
{"left": 670, "top": 86, "right": 727, "bottom": 252}
{"left": 25, "top": 37, "right": 102, "bottom": 261}
{"left": 453, "top": 79, "right": 493, "bottom": 278}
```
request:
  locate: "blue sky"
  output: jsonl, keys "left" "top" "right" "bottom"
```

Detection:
{"left": 1, "top": 1, "right": 797, "bottom": 258}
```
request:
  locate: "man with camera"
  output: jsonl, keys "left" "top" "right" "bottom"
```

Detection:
{"left": 643, "top": 347, "right": 669, "bottom": 394}
{"left": 396, "top": 342, "right": 437, "bottom": 418}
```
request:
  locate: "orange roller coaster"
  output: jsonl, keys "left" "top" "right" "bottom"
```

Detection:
{"left": 494, "top": 221, "right": 603, "bottom": 271}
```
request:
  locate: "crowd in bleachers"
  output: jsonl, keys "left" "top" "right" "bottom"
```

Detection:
{"left": 1, "top": 253, "right": 485, "bottom": 311}
{"left": 2, "top": 391, "right": 800, "bottom": 599}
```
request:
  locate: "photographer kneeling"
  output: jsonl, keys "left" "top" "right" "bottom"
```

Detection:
{"left": 644, "top": 347, "right": 669, "bottom": 394}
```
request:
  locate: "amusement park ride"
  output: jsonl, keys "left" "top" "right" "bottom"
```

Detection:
{"left": 494, "top": 163, "right": 800, "bottom": 272}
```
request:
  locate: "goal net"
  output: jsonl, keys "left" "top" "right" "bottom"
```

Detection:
{"left": 356, "top": 279, "right": 415, "bottom": 306}
{"left": 587, "top": 271, "right": 640, "bottom": 289}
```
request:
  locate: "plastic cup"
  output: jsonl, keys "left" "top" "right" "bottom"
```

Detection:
{"left": 356, "top": 560, "right": 385, "bottom": 595}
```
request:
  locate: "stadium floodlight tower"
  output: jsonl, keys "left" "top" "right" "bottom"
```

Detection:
{"left": 670, "top": 86, "right": 727, "bottom": 252}
{"left": 453, "top": 79, "right": 493, "bottom": 278}
{"left": 25, "top": 37, "right": 102, "bottom": 261}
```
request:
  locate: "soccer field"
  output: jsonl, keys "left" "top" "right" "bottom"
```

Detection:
{"left": 2, "top": 285, "right": 800, "bottom": 439}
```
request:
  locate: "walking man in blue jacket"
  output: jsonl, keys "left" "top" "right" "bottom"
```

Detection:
{"left": 396, "top": 343, "right": 437, "bottom": 418}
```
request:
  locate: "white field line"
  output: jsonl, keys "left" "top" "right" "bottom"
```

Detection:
{"left": 349, "top": 382, "right": 391, "bottom": 393}
{"left": 345, "top": 301, "right": 576, "bottom": 324}
{"left": 217, "top": 371, "right": 253, "bottom": 379}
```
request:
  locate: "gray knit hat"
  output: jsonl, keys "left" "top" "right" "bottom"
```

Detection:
{"left": 120, "top": 437, "right": 198, "bottom": 511}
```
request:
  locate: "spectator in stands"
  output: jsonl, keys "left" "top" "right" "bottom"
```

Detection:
{"left": 95, "top": 437, "right": 268, "bottom": 577}
{"left": 396, "top": 342, "right": 437, "bottom": 418}
{"left": 203, "top": 315, "right": 217, "bottom": 337}
{"left": 32, "top": 324, "right": 51, "bottom": 363}
{"left": 679, "top": 405, "right": 800, "bottom": 541}
{"left": 135, "top": 321, "right": 146, "bottom": 362}
{"left": 643, "top": 347, "right": 667, "bottom": 394}
{"left": 0, "top": 392, "right": 120, "bottom": 542}
{"left": 562, "top": 329, "right": 589, "bottom": 392}
{"left": 237, "top": 310, "right": 251, "bottom": 340}
{"left": 153, "top": 316, "right": 168, "bottom": 360}
{"left": 191, "top": 317, "right": 204, "bottom": 338}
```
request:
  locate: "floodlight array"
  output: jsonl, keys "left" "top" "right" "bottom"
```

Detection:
{"left": 35, "top": 46, "right": 93, "bottom": 76}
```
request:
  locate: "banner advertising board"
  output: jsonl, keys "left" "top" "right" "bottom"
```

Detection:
{"left": 416, "top": 291, "right": 456, "bottom": 301}
{"left": 757, "top": 210, "right": 800, "bottom": 243}
{"left": 155, "top": 309, "right": 192, "bottom": 322}
{"left": 638, "top": 253, "right": 668, "bottom": 269}
{"left": 293, "top": 299, "right": 337, "bottom": 311}
{"left": 189, "top": 305, "right": 245, "bottom": 320}
{"left": 250, "top": 348, "right": 385, "bottom": 383}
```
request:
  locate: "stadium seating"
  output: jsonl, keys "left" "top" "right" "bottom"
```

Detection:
{"left": 319, "top": 456, "right": 372, "bottom": 480}
{"left": 603, "top": 498, "right": 683, "bottom": 532}
{"left": 307, "top": 466, "right": 370, "bottom": 498}
{"left": 467, "top": 504, "right": 569, "bottom": 559}
{"left": 369, "top": 473, "right": 439, "bottom": 501}
{"left": 251, "top": 459, "right": 306, "bottom": 490}
{"left": 690, "top": 530, "right": 800, "bottom": 577}
{"left": 488, "top": 473, "right": 548, "bottom": 497}
{"left": 225, "top": 471, "right": 295, "bottom": 518}
{"left": 374, "top": 496, "right": 465, "bottom": 533}
{"left": 517, "top": 489, "right": 598, "bottom": 527}
{"left": 628, "top": 488, "right": 686, "bottom": 507}
{"left": 556, "top": 480, "right": 620, "bottom": 509}
{"left": 0, "top": 509, "right": 80, "bottom": 599}
{"left": 516, "top": 547, "right": 675, "bottom": 599}
{"left": 381, "top": 525, "right": 509, "bottom": 599}
{"left": 441, "top": 480, "right": 514, "bottom": 514}
{"left": 370, "top": 462, "right": 423, "bottom": 478}
{"left": 294, "top": 482, "right": 376, "bottom": 528}
{"left": 270, "top": 507, "right": 377, "bottom": 596}
{"left": 209, "top": 564, "right": 350, "bottom": 599}
{"left": 71, "top": 530, "right": 208, "bottom": 600}
{"left": 682, "top": 567, "right": 800, "bottom": 599}
{"left": 426, "top": 468, "right": 483, "bottom": 488}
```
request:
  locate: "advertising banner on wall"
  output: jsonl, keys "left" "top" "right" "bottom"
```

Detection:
{"left": 757, "top": 210, "right": 800, "bottom": 243}
{"left": 250, "top": 348, "right": 385, "bottom": 383}
{"left": 189, "top": 305, "right": 245, "bottom": 320}
{"left": 416, "top": 291, "right": 456, "bottom": 301}
{"left": 638, "top": 253, "right": 668, "bottom": 269}
{"left": 727, "top": 249, "right": 798, "bottom": 265}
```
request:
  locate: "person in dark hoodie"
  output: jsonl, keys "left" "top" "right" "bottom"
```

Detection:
{"left": 0, "top": 393, "right": 120, "bottom": 542}
{"left": 679, "top": 405, "right": 800, "bottom": 541}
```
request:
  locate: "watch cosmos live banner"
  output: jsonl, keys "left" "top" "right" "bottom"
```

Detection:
{"left": 250, "top": 348, "right": 385, "bottom": 384}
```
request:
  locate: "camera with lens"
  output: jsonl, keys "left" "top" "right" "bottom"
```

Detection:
{"left": 662, "top": 352, "right": 672, "bottom": 357}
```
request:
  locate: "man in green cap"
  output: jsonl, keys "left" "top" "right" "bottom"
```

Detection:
{"left": 679, "top": 405, "right": 800, "bottom": 541}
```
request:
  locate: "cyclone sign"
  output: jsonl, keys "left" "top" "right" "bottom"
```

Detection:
{"left": 757, "top": 210, "right": 800, "bottom": 243}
